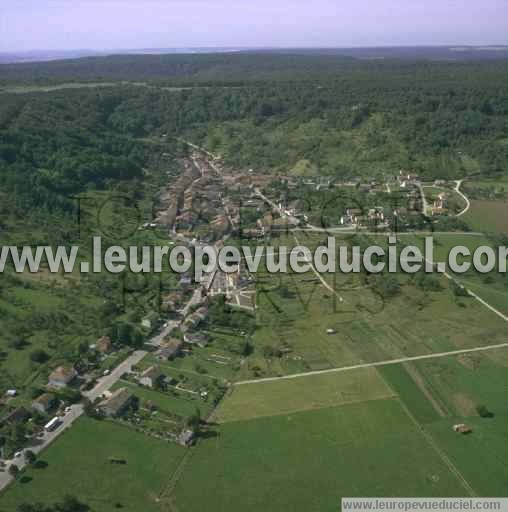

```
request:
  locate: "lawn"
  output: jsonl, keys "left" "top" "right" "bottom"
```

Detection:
{"left": 215, "top": 367, "right": 394, "bottom": 423}
{"left": 173, "top": 399, "right": 469, "bottom": 512}
{"left": 0, "top": 417, "right": 186, "bottom": 512}
{"left": 112, "top": 379, "right": 210, "bottom": 418}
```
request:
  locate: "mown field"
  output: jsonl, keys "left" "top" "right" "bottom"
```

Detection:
{"left": 0, "top": 417, "right": 186, "bottom": 512}
{"left": 174, "top": 399, "right": 469, "bottom": 512}
{"left": 215, "top": 367, "right": 394, "bottom": 423}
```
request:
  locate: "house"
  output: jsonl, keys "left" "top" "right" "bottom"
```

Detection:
{"left": 5, "top": 389, "right": 17, "bottom": 398}
{"left": 96, "top": 336, "right": 112, "bottom": 354}
{"left": 48, "top": 366, "right": 77, "bottom": 388}
{"left": 139, "top": 366, "right": 164, "bottom": 388}
{"left": 183, "top": 333, "right": 210, "bottom": 348}
{"left": 99, "top": 388, "right": 134, "bottom": 418}
{"left": 155, "top": 339, "right": 183, "bottom": 361}
{"left": 182, "top": 307, "right": 208, "bottom": 333}
{"left": 32, "top": 393, "right": 57, "bottom": 414}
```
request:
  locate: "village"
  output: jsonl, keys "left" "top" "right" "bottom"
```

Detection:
{"left": 0, "top": 145, "right": 472, "bottom": 489}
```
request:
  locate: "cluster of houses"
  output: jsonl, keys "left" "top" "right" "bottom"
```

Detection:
{"left": 155, "top": 155, "right": 230, "bottom": 239}
{"left": 430, "top": 191, "right": 449, "bottom": 216}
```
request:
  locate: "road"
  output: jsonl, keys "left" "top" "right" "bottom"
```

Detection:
{"left": 235, "top": 341, "right": 508, "bottom": 386}
{"left": 416, "top": 181, "right": 430, "bottom": 216}
{"left": 0, "top": 349, "right": 147, "bottom": 492}
{"left": 254, "top": 188, "right": 300, "bottom": 226}
{"left": 454, "top": 180, "right": 471, "bottom": 217}
{"left": 83, "top": 350, "right": 147, "bottom": 401}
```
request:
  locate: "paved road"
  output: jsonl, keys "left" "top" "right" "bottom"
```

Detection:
{"left": 0, "top": 350, "right": 147, "bottom": 492}
{"left": 83, "top": 350, "right": 147, "bottom": 401}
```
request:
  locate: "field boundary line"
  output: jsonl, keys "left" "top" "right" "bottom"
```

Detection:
{"left": 215, "top": 394, "right": 397, "bottom": 424}
{"left": 395, "top": 397, "right": 476, "bottom": 497}
{"left": 235, "top": 342, "right": 508, "bottom": 385}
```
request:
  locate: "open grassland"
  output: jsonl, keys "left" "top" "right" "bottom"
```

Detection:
{"left": 464, "top": 200, "right": 508, "bottom": 234}
{"left": 427, "top": 417, "right": 508, "bottom": 497}
{"left": 0, "top": 417, "right": 186, "bottom": 512}
{"left": 245, "top": 260, "right": 508, "bottom": 381}
{"left": 413, "top": 353, "right": 508, "bottom": 419}
{"left": 215, "top": 367, "right": 394, "bottom": 423}
{"left": 174, "top": 399, "right": 469, "bottom": 512}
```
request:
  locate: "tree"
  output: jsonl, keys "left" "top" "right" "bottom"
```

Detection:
{"left": 9, "top": 463, "right": 19, "bottom": 478}
{"left": 476, "top": 404, "right": 494, "bottom": 418}
{"left": 30, "top": 349, "right": 50, "bottom": 364}
{"left": 186, "top": 407, "right": 201, "bottom": 431}
{"left": 25, "top": 450, "right": 36, "bottom": 465}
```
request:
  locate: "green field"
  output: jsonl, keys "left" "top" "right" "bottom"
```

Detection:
{"left": 174, "top": 399, "right": 469, "bottom": 512}
{"left": 0, "top": 417, "right": 186, "bottom": 512}
{"left": 246, "top": 254, "right": 508, "bottom": 381}
{"left": 215, "top": 367, "right": 394, "bottom": 423}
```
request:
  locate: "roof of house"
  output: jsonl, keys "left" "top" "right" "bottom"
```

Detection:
{"left": 32, "top": 393, "right": 56, "bottom": 409}
{"left": 140, "top": 366, "right": 163, "bottom": 381}
{"left": 100, "top": 387, "right": 133, "bottom": 414}
{"left": 156, "top": 338, "right": 182, "bottom": 357}
{"left": 96, "top": 336, "right": 112, "bottom": 352}
{"left": 49, "top": 366, "right": 77, "bottom": 383}
{"left": 184, "top": 333, "right": 210, "bottom": 345}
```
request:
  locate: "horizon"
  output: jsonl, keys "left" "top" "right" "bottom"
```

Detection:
{"left": 2, "top": 0, "right": 507, "bottom": 53}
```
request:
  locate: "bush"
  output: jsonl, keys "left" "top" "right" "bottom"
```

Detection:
{"left": 29, "top": 349, "right": 50, "bottom": 363}
{"left": 476, "top": 404, "right": 494, "bottom": 418}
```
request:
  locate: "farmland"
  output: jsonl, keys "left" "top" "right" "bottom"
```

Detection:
{"left": 464, "top": 200, "right": 508, "bottom": 234}
{"left": 0, "top": 417, "right": 186, "bottom": 512}
{"left": 215, "top": 367, "right": 394, "bottom": 423}
{"left": 174, "top": 399, "right": 469, "bottom": 512}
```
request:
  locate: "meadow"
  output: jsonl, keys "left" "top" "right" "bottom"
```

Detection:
{"left": 0, "top": 417, "right": 186, "bottom": 512}
{"left": 174, "top": 399, "right": 469, "bottom": 512}
{"left": 215, "top": 367, "right": 394, "bottom": 423}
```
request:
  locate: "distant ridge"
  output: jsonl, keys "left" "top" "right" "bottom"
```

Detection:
{"left": 1, "top": 45, "right": 508, "bottom": 65}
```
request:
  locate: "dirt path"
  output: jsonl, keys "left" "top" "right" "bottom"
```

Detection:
{"left": 235, "top": 341, "right": 508, "bottom": 386}
{"left": 402, "top": 362, "right": 449, "bottom": 417}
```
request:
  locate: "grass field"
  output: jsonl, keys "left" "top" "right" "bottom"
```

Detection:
{"left": 246, "top": 254, "right": 508, "bottom": 381}
{"left": 215, "top": 367, "right": 394, "bottom": 423}
{"left": 174, "top": 399, "right": 469, "bottom": 512}
{"left": 428, "top": 416, "right": 508, "bottom": 497}
{"left": 0, "top": 417, "right": 186, "bottom": 512}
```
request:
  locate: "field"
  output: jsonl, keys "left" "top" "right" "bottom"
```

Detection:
{"left": 464, "top": 200, "right": 508, "bottom": 234}
{"left": 214, "top": 367, "right": 394, "bottom": 423}
{"left": 243, "top": 241, "right": 508, "bottom": 381}
{"left": 0, "top": 417, "right": 186, "bottom": 512}
{"left": 173, "top": 399, "right": 469, "bottom": 512}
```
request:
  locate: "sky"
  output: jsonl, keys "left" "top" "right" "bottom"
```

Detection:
{"left": 1, "top": 0, "right": 507, "bottom": 52}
